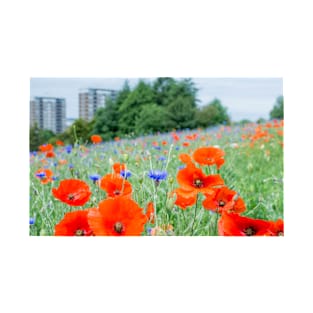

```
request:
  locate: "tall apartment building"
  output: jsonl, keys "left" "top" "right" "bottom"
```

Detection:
{"left": 30, "top": 97, "right": 66, "bottom": 134}
{"left": 79, "top": 88, "right": 117, "bottom": 121}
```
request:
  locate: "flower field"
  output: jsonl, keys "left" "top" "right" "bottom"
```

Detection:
{"left": 29, "top": 120, "right": 283, "bottom": 236}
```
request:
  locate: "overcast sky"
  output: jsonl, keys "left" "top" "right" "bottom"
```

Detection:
{"left": 30, "top": 77, "right": 283, "bottom": 122}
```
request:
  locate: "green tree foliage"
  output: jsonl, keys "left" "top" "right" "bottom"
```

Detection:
{"left": 118, "top": 80, "right": 155, "bottom": 134}
{"left": 57, "top": 119, "right": 94, "bottom": 145}
{"left": 239, "top": 119, "right": 252, "bottom": 125}
{"left": 135, "top": 103, "right": 169, "bottom": 135}
{"left": 29, "top": 123, "right": 55, "bottom": 151}
{"left": 92, "top": 98, "right": 119, "bottom": 141}
{"left": 152, "top": 77, "right": 177, "bottom": 106}
{"left": 151, "top": 78, "right": 199, "bottom": 131}
{"left": 256, "top": 117, "right": 266, "bottom": 124}
{"left": 195, "top": 98, "right": 230, "bottom": 127}
{"left": 167, "top": 78, "right": 198, "bottom": 107}
{"left": 166, "top": 96, "right": 196, "bottom": 130}
{"left": 92, "top": 80, "right": 131, "bottom": 141}
{"left": 270, "top": 96, "right": 284, "bottom": 119}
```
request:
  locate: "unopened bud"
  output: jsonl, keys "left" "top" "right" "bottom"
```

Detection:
{"left": 40, "top": 228, "right": 47, "bottom": 236}
{"left": 167, "top": 197, "right": 175, "bottom": 210}
{"left": 108, "top": 157, "right": 114, "bottom": 166}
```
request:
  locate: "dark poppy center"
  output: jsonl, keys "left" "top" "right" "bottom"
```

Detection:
{"left": 193, "top": 179, "right": 203, "bottom": 188}
{"left": 244, "top": 227, "right": 256, "bottom": 236}
{"left": 114, "top": 190, "right": 121, "bottom": 195}
{"left": 75, "top": 229, "right": 85, "bottom": 236}
{"left": 277, "top": 231, "right": 283, "bottom": 236}
{"left": 68, "top": 193, "right": 75, "bottom": 200}
{"left": 114, "top": 222, "right": 124, "bottom": 234}
{"left": 219, "top": 200, "right": 226, "bottom": 207}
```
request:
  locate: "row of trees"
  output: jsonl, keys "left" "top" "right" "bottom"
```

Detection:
{"left": 270, "top": 95, "right": 284, "bottom": 120}
{"left": 92, "top": 78, "right": 230, "bottom": 140}
{"left": 29, "top": 78, "right": 284, "bottom": 151}
{"left": 30, "top": 78, "right": 230, "bottom": 150}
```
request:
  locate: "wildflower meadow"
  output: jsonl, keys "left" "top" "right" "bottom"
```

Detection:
{"left": 29, "top": 120, "right": 283, "bottom": 236}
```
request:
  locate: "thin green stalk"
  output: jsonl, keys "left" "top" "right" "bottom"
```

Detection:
{"left": 190, "top": 194, "right": 200, "bottom": 236}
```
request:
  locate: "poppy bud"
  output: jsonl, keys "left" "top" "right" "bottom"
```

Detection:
{"left": 40, "top": 228, "right": 47, "bottom": 236}
{"left": 166, "top": 197, "right": 175, "bottom": 210}
{"left": 109, "top": 158, "right": 114, "bottom": 166}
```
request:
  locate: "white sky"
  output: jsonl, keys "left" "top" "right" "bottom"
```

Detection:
{"left": 30, "top": 77, "right": 282, "bottom": 122}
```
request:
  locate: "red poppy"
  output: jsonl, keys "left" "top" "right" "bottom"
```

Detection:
{"left": 91, "top": 135, "right": 102, "bottom": 144}
{"left": 193, "top": 146, "right": 225, "bottom": 169}
{"left": 56, "top": 140, "right": 64, "bottom": 146}
{"left": 202, "top": 187, "right": 246, "bottom": 214}
{"left": 113, "top": 162, "right": 126, "bottom": 174}
{"left": 177, "top": 162, "right": 224, "bottom": 195}
{"left": 35, "top": 168, "right": 54, "bottom": 184}
{"left": 100, "top": 173, "right": 132, "bottom": 198}
{"left": 171, "top": 133, "right": 180, "bottom": 141}
{"left": 45, "top": 151, "right": 55, "bottom": 158}
{"left": 145, "top": 202, "right": 155, "bottom": 224}
{"left": 52, "top": 179, "right": 92, "bottom": 206}
{"left": 172, "top": 188, "right": 197, "bottom": 209}
{"left": 267, "top": 219, "right": 284, "bottom": 236}
{"left": 218, "top": 212, "right": 273, "bottom": 236}
{"left": 88, "top": 197, "right": 146, "bottom": 236}
{"left": 182, "top": 142, "right": 190, "bottom": 147}
{"left": 54, "top": 210, "right": 94, "bottom": 236}
{"left": 179, "top": 153, "right": 194, "bottom": 166}
{"left": 185, "top": 133, "right": 198, "bottom": 140}
{"left": 39, "top": 143, "right": 54, "bottom": 152}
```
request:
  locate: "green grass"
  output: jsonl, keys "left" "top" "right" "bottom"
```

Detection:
{"left": 29, "top": 123, "right": 283, "bottom": 236}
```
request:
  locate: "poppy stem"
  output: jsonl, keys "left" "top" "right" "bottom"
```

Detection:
{"left": 148, "top": 153, "right": 159, "bottom": 228}
{"left": 190, "top": 194, "right": 200, "bottom": 236}
{"left": 211, "top": 212, "right": 219, "bottom": 236}
{"left": 164, "top": 144, "right": 173, "bottom": 172}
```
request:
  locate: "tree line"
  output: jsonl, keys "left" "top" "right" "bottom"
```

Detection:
{"left": 29, "top": 78, "right": 283, "bottom": 151}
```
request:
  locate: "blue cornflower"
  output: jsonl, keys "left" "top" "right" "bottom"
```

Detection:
{"left": 175, "top": 146, "right": 180, "bottom": 150}
{"left": 35, "top": 172, "right": 46, "bottom": 179}
{"left": 120, "top": 170, "right": 131, "bottom": 179}
{"left": 69, "top": 164, "right": 74, "bottom": 169}
{"left": 66, "top": 145, "right": 72, "bottom": 154}
{"left": 148, "top": 170, "right": 167, "bottom": 182}
{"left": 153, "top": 146, "right": 161, "bottom": 150}
{"left": 89, "top": 174, "right": 101, "bottom": 182}
{"left": 158, "top": 156, "right": 166, "bottom": 161}
{"left": 29, "top": 217, "right": 35, "bottom": 225}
